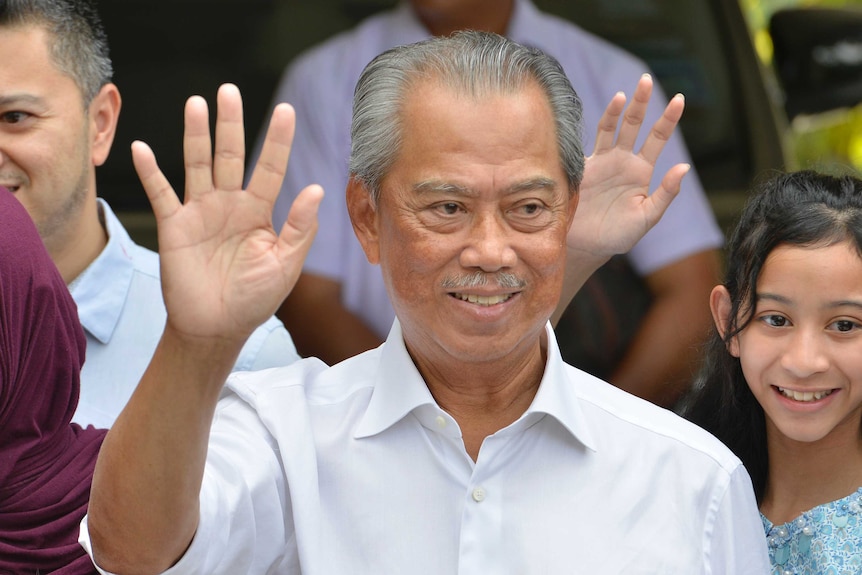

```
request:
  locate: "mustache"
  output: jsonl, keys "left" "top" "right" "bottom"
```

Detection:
{"left": 441, "top": 270, "right": 526, "bottom": 290}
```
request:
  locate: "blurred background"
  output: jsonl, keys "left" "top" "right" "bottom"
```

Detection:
{"left": 95, "top": 0, "right": 862, "bottom": 248}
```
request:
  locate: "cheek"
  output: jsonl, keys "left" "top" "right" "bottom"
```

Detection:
{"left": 735, "top": 334, "right": 772, "bottom": 390}
{"left": 523, "top": 230, "right": 568, "bottom": 272}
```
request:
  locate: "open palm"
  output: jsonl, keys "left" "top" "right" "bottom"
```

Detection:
{"left": 131, "top": 84, "right": 323, "bottom": 342}
{"left": 569, "top": 75, "right": 689, "bottom": 259}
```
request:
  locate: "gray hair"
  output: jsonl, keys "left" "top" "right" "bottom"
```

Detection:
{"left": 0, "top": 0, "right": 112, "bottom": 105}
{"left": 349, "top": 30, "right": 584, "bottom": 204}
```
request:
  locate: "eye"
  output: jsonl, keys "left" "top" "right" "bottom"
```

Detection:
{"left": 760, "top": 314, "right": 788, "bottom": 327}
{"left": 511, "top": 201, "right": 546, "bottom": 217}
{"left": 1, "top": 111, "right": 31, "bottom": 124}
{"left": 830, "top": 319, "right": 861, "bottom": 333}
{"left": 433, "top": 202, "right": 462, "bottom": 215}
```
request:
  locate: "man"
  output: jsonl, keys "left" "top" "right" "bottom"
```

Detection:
{"left": 83, "top": 33, "right": 769, "bottom": 573}
{"left": 0, "top": 0, "right": 300, "bottom": 428}
{"left": 260, "top": 0, "right": 724, "bottom": 407}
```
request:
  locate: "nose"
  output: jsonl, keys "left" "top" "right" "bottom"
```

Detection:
{"left": 459, "top": 212, "right": 517, "bottom": 272}
{"left": 779, "top": 328, "right": 830, "bottom": 378}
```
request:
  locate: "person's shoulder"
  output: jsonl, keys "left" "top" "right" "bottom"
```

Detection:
{"left": 226, "top": 348, "right": 381, "bottom": 408}
{"left": 566, "top": 365, "right": 742, "bottom": 471}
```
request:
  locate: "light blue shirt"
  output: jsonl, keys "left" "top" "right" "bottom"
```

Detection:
{"left": 82, "top": 322, "right": 770, "bottom": 574}
{"left": 69, "top": 199, "right": 300, "bottom": 428}
{"left": 763, "top": 487, "right": 862, "bottom": 575}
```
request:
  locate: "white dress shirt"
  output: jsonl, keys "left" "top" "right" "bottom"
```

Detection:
{"left": 69, "top": 199, "right": 301, "bottom": 428}
{"left": 258, "top": 0, "right": 726, "bottom": 338}
{"left": 81, "top": 321, "right": 770, "bottom": 573}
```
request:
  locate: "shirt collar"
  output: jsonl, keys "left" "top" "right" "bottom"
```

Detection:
{"left": 529, "top": 322, "right": 598, "bottom": 452}
{"left": 355, "top": 320, "right": 597, "bottom": 452}
{"left": 355, "top": 320, "right": 439, "bottom": 439}
{"left": 69, "top": 199, "right": 135, "bottom": 344}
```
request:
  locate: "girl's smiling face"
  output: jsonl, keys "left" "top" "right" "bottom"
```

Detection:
{"left": 714, "top": 241, "right": 862, "bottom": 447}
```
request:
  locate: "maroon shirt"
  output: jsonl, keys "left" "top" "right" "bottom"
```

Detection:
{"left": 0, "top": 186, "right": 106, "bottom": 574}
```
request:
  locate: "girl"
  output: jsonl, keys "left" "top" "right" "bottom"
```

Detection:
{"left": 684, "top": 170, "right": 862, "bottom": 574}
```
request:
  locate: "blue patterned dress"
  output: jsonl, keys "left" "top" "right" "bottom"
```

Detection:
{"left": 763, "top": 488, "right": 862, "bottom": 574}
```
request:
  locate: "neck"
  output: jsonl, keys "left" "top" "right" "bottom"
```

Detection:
{"left": 412, "top": 0, "right": 515, "bottom": 37}
{"left": 408, "top": 331, "right": 546, "bottom": 461}
{"left": 49, "top": 198, "right": 108, "bottom": 284}
{"left": 761, "top": 422, "right": 862, "bottom": 524}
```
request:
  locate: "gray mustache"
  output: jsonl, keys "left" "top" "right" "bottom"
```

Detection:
{"left": 441, "top": 271, "right": 526, "bottom": 290}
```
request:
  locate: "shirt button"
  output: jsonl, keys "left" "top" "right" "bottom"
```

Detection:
{"left": 435, "top": 415, "right": 447, "bottom": 428}
{"left": 472, "top": 487, "right": 486, "bottom": 503}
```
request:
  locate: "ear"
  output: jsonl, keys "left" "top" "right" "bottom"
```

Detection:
{"left": 566, "top": 188, "right": 579, "bottom": 229}
{"left": 346, "top": 176, "right": 380, "bottom": 265}
{"left": 88, "top": 83, "right": 122, "bottom": 167}
{"left": 709, "top": 285, "right": 740, "bottom": 357}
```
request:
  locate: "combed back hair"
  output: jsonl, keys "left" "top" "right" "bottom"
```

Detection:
{"left": 349, "top": 30, "right": 584, "bottom": 203}
{"left": 0, "top": 0, "right": 112, "bottom": 105}
{"left": 683, "top": 170, "right": 862, "bottom": 503}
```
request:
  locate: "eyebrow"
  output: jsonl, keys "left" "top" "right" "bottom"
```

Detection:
{"left": 0, "top": 93, "right": 45, "bottom": 108}
{"left": 412, "top": 177, "right": 558, "bottom": 196}
{"left": 757, "top": 292, "right": 862, "bottom": 311}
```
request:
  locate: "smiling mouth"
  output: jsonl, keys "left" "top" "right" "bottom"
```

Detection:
{"left": 452, "top": 293, "right": 513, "bottom": 306}
{"left": 776, "top": 386, "right": 835, "bottom": 402}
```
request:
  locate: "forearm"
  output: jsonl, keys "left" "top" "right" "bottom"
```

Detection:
{"left": 87, "top": 328, "right": 243, "bottom": 574}
{"left": 610, "top": 249, "right": 720, "bottom": 407}
{"left": 609, "top": 294, "right": 707, "bottom": 407}
{"left": 552, "top": 248, "right": 610, "bottom": 327}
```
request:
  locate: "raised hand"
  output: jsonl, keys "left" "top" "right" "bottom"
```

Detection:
{"left": 131, "top": 83, "right": 323, "bottom": 343}
{"left": 568, "top": 74, "right": 689, "bottom": 259}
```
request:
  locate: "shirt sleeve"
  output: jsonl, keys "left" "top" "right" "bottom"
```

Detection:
{"left": 234, "top": 315, "right": 302, "bottom": 371}
{"left": 706, "top": 464, "right": 771, "bottom": 574}
{"left": 79, "top": 392, "right": 299, "bottom": 574}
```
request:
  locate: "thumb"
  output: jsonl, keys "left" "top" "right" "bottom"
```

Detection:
{"left": 645, "top": 163, "right": 689, "bottom": 226}
{"left": 278, "top": 184, "right": 324, "bottom": 257}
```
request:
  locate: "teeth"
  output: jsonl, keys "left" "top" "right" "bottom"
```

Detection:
{"left": 777, "top": 387, "right": 834, "bottom": 402}
{"left": 454, "top": 293, "right": 512, "bottom": 306}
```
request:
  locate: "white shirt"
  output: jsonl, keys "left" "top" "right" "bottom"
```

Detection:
{"left": 259, "top": 0, "right": 726, "bottom": 338}
{"left": 81, "top": 322, "right": 770, "bottom": 573}
{"left": 69, "top": 199, "right": 301, "bottom": 428}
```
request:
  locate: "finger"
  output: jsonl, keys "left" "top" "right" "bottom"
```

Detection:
{"left": 592, "top": 91, "right": 626, "bottom": 155}
{"left": 638, "top": 93, "right": 685, "bottom": 165}
{"left": 183, "top": 95, "right": 214, "bottom": 201}
{"left": 247, "top": 103, "right": 296, "bottom": 205}
{"left": 131, "top": 140, "right": 181, "bottom": 221}
{"left": 213, "top": 83, "right": 246, "bottom": 192}
{"left": 279, "top": 184, "right": 323, "bottom": 246}
{"left": 614, "top": 74, "right": 653, "bottom": 151}
{"left": 276, "top": 184, "right": 324, "bottom": 286}
{"left": 643, "top": 163, "right": 690, "bottom": 227}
